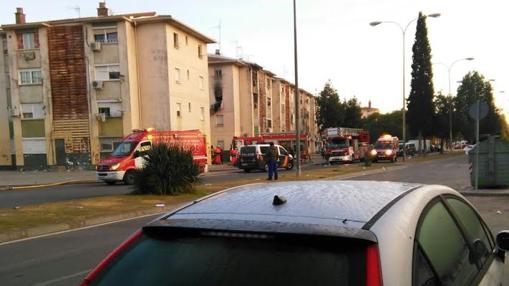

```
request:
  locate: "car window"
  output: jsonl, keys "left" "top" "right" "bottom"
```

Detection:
{"left": 413, "top": 243, "right": 440, "bottom": 286}
{"left": 92, "top": 233, "right": 367, "bottom": 286}
{"left": 415, "top": 200, "right": 479, "bottom": 285}
{"left": 446, "top": 198, "right": 493, "bottom": 266}
{"left": 260, "top": 146, "right": 269, "bottom": 155}
{"left": 138, "top": 141, "right": 151, "bottom": 155}
{"left": 240, "top": 146, "right": 256, "bottom": 155}
{"left": 279, "top": 147, "right": 288, "bottom": 155}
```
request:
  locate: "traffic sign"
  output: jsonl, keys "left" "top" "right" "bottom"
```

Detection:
{"left": 468, "top": 101, "right": 489, "bottom": 120}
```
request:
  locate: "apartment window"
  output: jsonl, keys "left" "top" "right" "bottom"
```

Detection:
{"left": 267, "top": 97, "right": 272, "bottom": 107}
{"left": 2, "top": 35, "right": 7, "bottom": 55}
{"left": 98, "top": 107, "right": 111, "bottom": 117}
{"left": 21, "top": 103, "right": 44, "bottom": 119}
{"left": 199, "top": 76, "right": 204, "bottom": 89}
{"left": 188, "top": 102, "right": 192, "bottom": 112}
{"left": 95, "top": 65, "right": 120, "bottom": 81}
{"left": 217, "top": 140, "right": 225, "bottom": 149}
{"left": 185, "top": 36, "right": 189, "bottom": 45}
{"left": 267, "top": 79, "right": 271, "bottom": 89}
{"left": 187, "top": 69, "right": 190, "bottom": 80}
{"left": 198, "top": 45, "right": 203, "bottom": 58}
{"left": 200, "top": 107, "right": 205, "bottom": 121}
{"left": 267, "top": 119, "right": 272, "bottom": 128}
{"left": 21, "top": 32, "right": 36, "bottom": 49}
{"left": 214, "top": 69, "right": 222, "bottom": 79}
{"left": 19, "top": 69, "right": 42, "bottom": 85}
{"left": 175, "top": 68, "right": 181, "bottom": 83}
{"left": 176, "top": 103, "right": 182, "bottom": 117}
{"left": 253, "top": 93, "right": 258, "bottom": 109}
{"left": 94, "top": 31, "right": 118, "bottom": 43}
{"left": 216, "top": 115, "right": 224, "bottom": 127}
{"left": 173, "top": 33, "right": 179, "bottom": 49}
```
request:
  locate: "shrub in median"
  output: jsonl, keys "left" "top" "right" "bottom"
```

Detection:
{"left": 133, "top": 144, "right": 200, "bottom": 195}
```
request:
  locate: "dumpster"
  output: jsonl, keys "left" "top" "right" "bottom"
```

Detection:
{"left": 469, "top": 135, "right": 509, "bottom": 188}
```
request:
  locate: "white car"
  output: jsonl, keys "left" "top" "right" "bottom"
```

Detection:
{"left": 83, "top": 181, "right": 508, "bottom": 286}
{"left": 464, "top": 144, "right": 475, "bottom": 155}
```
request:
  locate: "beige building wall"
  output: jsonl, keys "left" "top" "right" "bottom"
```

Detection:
{"left": 0, "top": 32, "right": 11, "bottom": 166}
{"left": 208, "top": 64, "right": 242, "bottom": 148}
{"left": 5, "top": 30, "right": 24, "bottom": 166}
{"left": 239, "top": 66, "right": 254, "bottom": 137}
{"left": 166, "top": 24, "right": 210, "bottom": 140}
{"left": 136, "top": 22, "right": 171, "bottom": 130}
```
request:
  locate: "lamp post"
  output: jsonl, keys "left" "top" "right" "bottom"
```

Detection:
{"left": 370, "top": 13, "right": 440, "bottom": 161}
{"left": 433, "top": 57, "right": 475, "bottom": 150}
{"left": 293, "top": 0, "right": 301, "bottom": 177}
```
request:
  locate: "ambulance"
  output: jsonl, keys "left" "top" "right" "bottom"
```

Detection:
{"left": 371, "top": 134, "right": 399, "bottom": 163}
{"left": 96, "top": 128, "right": 208, "bottom": 185}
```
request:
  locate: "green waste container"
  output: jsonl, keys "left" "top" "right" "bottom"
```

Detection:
{"left": 469, "top": 135, "right": 509, "bottom": 188}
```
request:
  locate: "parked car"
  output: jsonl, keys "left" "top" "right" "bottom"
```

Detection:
{"left": 82, "top": 181, "right": 508, "bottom": 286}
{"left": 464, "top": 144, "right": 475, "bottom": 155}
{"left": 237, "top": 144, "right": 294, "bottom": 172}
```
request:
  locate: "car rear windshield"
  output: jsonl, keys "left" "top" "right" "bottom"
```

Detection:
{"left": 92, "top": 231, "right": 367, "bottom": 286}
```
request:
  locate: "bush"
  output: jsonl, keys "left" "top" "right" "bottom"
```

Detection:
{"left": 133, "top": 144, "right": 200, "bottom": 195}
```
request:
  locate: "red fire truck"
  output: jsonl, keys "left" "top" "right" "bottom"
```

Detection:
{"left": 96, "top": 128, "right": 208, "bottom": 185}
{"left": 323, "top": 127, "right": 370, "bottom": 163}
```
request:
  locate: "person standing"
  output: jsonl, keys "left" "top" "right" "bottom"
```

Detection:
{"left": 266, "top": 142, "right": 279, "bottom": 180}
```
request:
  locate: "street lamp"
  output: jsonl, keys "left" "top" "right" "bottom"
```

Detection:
{"left": 370, "top": 13, "right": 440, "bottom": 161}
{"left": 293, "top": 0, "right": 301, "bottom": 177}
{"left": 433, "top": 57, "right": 474, "bottom": 151}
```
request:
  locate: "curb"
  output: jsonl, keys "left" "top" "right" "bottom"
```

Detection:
{"left": 0, "top": 179, "right": 98, "bottom": 191}
{"left": 329, "top": 165, "right": 409, "bottom": 180}
{"left": 0, "top": 205, "right": 182, "bottom": 244}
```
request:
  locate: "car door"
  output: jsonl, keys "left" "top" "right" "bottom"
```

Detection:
{"left": 134, "top": 141, "right": 151, "bottom": 168}
{"left": 412, "top": 196, "right": 503, "bottom": 286}
{"left": 443, "top": 197, "right": 504, "bottom": 285}
{"left": 278, "top": 146, "right": 289, "bottom": 168}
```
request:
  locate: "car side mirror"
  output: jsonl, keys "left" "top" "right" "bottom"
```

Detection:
{"left": 496, "top": 230, "right": 509, "bottom": 262}
{"left": 133, "top": 150, "right": 140, "bottom": 158}
{"left": 497, "top": 231, "right": 509, "bottom": 251}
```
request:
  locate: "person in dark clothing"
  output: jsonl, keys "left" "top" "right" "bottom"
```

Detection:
{"left": 266, "top": 142, "right": 279, "bottom": 180}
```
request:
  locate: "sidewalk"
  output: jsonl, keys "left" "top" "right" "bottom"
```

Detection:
{"left": 460, "top": 186, "right": 509, "bottom": 196}
{"left": 0, "top": 169, "right": 97, "bottom": 190}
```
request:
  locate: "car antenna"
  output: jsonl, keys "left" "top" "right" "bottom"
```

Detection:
{"left": 273, "top": 195, "right": 287, "bottom": 206}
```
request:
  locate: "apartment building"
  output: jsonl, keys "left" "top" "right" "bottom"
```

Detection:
{"left": 0, "top": 3, "right": 214, "bottom": 169}
{"left": 208, "top": 53, "right": 318, "bottom": 151}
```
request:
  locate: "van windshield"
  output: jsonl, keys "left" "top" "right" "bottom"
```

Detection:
{"left": 375, "top": 142, "right": 392, "bottom": 150}
{"left": 111, "top": 141, "right": 138, "bottom": 157}
{"left": 92, "top": 232, "right": 367, "bottom": 286}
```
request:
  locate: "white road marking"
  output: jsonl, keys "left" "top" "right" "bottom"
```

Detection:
{"left": 0, "top": 212, "right": 165, "bottom": 247}
{"left": 33, "top": 269, "right": 91, "bottom": 286}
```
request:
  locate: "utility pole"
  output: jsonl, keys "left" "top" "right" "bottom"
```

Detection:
{"left": 293, "top": 0, "right": 301, "bottom": 177}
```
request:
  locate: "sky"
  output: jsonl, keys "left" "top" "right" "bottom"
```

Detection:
{"left": 1, "top": 0, "right": 508, "bottom": 117}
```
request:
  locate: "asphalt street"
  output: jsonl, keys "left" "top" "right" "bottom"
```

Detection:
{"left": 0, "top": 214, "right": 161, "bottom": 286}
{"left": 1, "top": 154, "right": 507, "bottom": 285}
{"left": 0, "top": 160, "right": 328, "bottom": 208}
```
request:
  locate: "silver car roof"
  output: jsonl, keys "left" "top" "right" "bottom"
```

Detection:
{"left": 165, "top": 180, "right": 421, "bottom": 230}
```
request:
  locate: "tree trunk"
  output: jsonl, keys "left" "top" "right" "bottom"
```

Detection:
{"left": 423, "top": 136, "right": 427, "bottom": 156}
{"left": 440, "top": 138, "right": 444, "bottom": 154}
{"left": 418, "top": 132, "right": 423, "bottom": 156}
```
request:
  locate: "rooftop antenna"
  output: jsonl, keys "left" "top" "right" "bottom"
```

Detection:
{"left": 232, "top": 40, "right": 243, "bottom": 58}
{"left": 67, "top": 5, "right": 81, "bottom": 18}
{"left": 211, "top": 20, "right": 222, "bottom": 52}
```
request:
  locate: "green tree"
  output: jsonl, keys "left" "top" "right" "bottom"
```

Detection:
{"left": 454, "top": 71, "right": 501, "bottom": 142}
{"left": 343, "top": 97, "right": 363, "bottom": 128}
{"left": 316, "top": 81, "right": 344, "bottom": 130}
{"left": 407, "top": 12, "right": 435, "bottom": 149}
{"left": 363, "top": 111, "right": 403, "bottom": 143}
{"left": 433, "top": 91, "right": 451, "bottom": 152}
{"left": 133, "top": 144, "right": 199, "bottom": 195}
